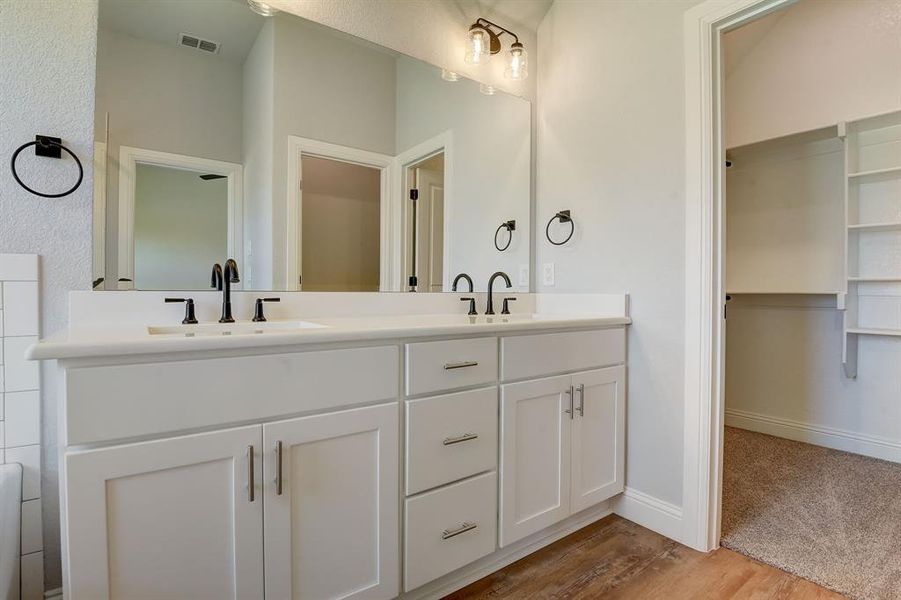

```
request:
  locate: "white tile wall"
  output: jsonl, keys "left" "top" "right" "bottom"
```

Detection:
{"left": 0, "top": 254, "right": 42, "bottom": 599}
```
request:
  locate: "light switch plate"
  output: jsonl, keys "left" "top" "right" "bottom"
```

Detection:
{"left": 518, "top": 265, "right": 529, "bottom": 287}
{"left": 542, "top": 263, "right": 555, "bottom": 286}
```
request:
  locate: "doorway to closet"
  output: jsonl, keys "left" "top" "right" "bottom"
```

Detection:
{"left": 719, "top": 2, "right": 901, "bottom": 598}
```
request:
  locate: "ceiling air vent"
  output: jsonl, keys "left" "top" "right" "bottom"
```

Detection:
{"left": 178, "top": 33, "right": 220, "bottom": 55}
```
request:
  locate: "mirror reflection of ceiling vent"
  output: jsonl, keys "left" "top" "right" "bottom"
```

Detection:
{"left": 178, "top": 33, "right": 220, "bottom": 55}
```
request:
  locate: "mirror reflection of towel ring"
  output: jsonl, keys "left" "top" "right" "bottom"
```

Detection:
{"left": 11, "top": 136, "right": 84, "bottom": 199}
{"left": 494, "top": 219, "right": 516, "bottom": 251}
{"left": 545, "top": 210, "right": 574, "bottom": 246}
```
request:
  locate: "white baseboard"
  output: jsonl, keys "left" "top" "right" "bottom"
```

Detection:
{"left": 726, "top": 408, "right": 901, "bottom": 463}
{"left": 44, "top": 588, "right": 63, "bottom": 600}
{"left": 401, "top": 500, "right": 614, "bottom": 599}
{"left": 612, "top": 486, "right": 683, "bottom": 543}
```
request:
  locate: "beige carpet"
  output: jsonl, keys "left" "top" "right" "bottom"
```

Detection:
{"left": 722, "top": 427, "right": 901, "bottom": 600}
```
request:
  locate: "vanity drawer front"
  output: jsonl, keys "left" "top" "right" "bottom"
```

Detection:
{"left": 404, "top": 472, "right": 497, "bottom": 592}
{"left": 65, "top": 345, "right": 399, "bottom": 445}
{"left": 406, "top": 387, "right": 497, "bottom": 495}
{"left": 405, "top": 337, "right": 497, "bottom": 396}
{"left": 501, "top": 328, "right": 625, "bottom": 381}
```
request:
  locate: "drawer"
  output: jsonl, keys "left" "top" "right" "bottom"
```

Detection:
{"left": 65, "top": 346, "right": 399, "bottom": 445}
{"left": 404, "top": 472, "right": 497, "bottom": 592}
{"left": 405, "top": 387, "right": 497, "bottom": 495}
{"left": 406, "top": 337, "right": 497, "bottom": 396}
{"left": 501, "top": 328, "right": 625, "bottom": 382}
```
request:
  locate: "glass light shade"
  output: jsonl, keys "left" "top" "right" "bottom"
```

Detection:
{"left": 479, "top": 83, "right": 497, "bottom": 96}
{"left": 247, "top": 0, "right": 279, "bottom": 17}
{"left": 465, "top": 26, "right": 493, "bottom": 65}
{"left": 441, "top": 69, "right": 460, "bottom": 82}
{"left": 505, "top": 45, "right": 528, "bottom": 80}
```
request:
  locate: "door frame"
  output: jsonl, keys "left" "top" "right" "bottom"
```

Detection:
{"left": 286, "top": 135, "right": 394, "bottom": 291}
{"left": 682, "top": 0, "right": 796, "bottom": 551}
{"left": 117, "top": 146, "right": 244, "bottom": 290}
{"left": 93, "top": 141, "right": 107, "bottom": 289}
{"left": 394, "top": 131, "right": 453, "bottom": 292}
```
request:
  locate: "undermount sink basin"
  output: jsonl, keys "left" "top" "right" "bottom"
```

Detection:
{"left": 147, "top": 320, "right": 328, "bottom": 337}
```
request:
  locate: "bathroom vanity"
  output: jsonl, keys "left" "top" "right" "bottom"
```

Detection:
{"left": 31, "top": 293, "right": 629, "bottom": 600}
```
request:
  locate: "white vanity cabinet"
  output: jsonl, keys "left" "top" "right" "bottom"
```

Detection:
{"left": 498, "top": 330, "right": 626, "bottom": 547}
{"left": 262, "top": 403, "right": 399, "bottom": 600}
{"left": 65, "top": 425, "right": 265, "bottom": 599}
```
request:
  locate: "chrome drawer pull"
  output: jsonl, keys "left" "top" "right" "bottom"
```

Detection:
{"left": 444, "top": 360, "right": 478, "bottom": 370}
{"left": 443, "top": 432, "right": 479, "bottom": 446}
{"left": 576, "top": 383, "right": 585, "bottom": 417}
{"left": 442, "top": 522, "right": 477, "bottom": 540}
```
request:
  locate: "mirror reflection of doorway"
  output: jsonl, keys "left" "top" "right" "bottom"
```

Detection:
{"left": 405, "top": 152, "right": 445, "bottom": 292}
{"left": 299, "top": 155, "right": 382, "bottom": 292}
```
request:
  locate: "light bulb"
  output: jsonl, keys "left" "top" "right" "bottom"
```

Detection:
{"left": 441, "top": 69, "right": 460, "bottom": 82}
{"left": 465, "top": 26, "right": 493, "bottom": 65}
{"left": 479, "top": 83, "right": 497, "bottom": 96}
{"left": 505, "top": 43, "right": 528, "bottom": 80}
{"left": 247, "top": 0, "right": 279, "bottom": 17}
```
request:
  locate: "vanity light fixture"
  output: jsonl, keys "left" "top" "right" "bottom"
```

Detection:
{"left": 464, "top": 17, "right": 528, "bottom": 81}
{"left": 247, "top": 0, "right": 279, "bottom": 17}
{"left": 479, "top": 83, "right": 497, "bottom": 96}
{"left": 441, "top": 69, "right": 460, "bottom": 82}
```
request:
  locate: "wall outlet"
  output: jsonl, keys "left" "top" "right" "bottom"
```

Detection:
{"left": 542, "top": 262, "right": 555, "bottom": 286}
{"left": 518, "top": 265, "right": 529, "bottom": 287}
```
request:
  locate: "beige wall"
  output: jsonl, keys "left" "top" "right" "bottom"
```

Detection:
{"left": 724, "top": 0, "right": 901, "bottom": 148}
{"left": 301, "top": 156, "right": 380, "bottom": 291}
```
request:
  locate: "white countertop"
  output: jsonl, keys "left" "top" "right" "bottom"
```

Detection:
{"left": 27, "top": 312, "right": 631, "bottom": 361}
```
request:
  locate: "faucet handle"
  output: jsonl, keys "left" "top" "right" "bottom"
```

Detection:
{"left": 459, "top": 297, "right": 478, "bottom": 316}
{"left": 252, "top": 297, "right": 281, "bottom": 322}
{"left": 501, "top": 297, "right": 517, "bottom": 315}
{"left": 165, "top": 298, "right": 198, "bottom": 324}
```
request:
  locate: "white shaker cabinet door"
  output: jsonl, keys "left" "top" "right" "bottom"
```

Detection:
{"left": 570, "top": 366, "right": 625, "bottom": 513}
{"left": 65, "top": 425, "right": 264, "bottom": 600}
{"left": 263, "top": 402, "right": 399, "bottom": 600}
{"left": 499, "top": 375, "right": 572, "bottom": 547}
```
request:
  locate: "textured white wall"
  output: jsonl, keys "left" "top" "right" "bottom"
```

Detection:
{"left": 538, "top": 0, "right": 703, "bottom": 508}
{"left": 724, "top": 0, "right": 901, "bottom": 148}
{"left": 0, "top": 0, "right": 97, "bottom": 590}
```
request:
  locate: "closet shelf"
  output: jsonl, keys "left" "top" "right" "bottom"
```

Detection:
{"left": 847, "top": 327, "right": 901, "bottom": 337}
{"left": 848, "top": 222, "right": 901, "bottom": 232}
{"left": 848, "top": 276, "right": 901, "bottom": 283}
{"left": 848, "top": 165, "right": 901, "bottom": 179}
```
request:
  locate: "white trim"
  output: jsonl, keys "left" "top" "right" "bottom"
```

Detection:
{"left": 117, "top": 146, "right": 244, "bottom": 290}
{"left": 612, "top": 487, "right": 683, "bottom": 544}
{"left": 726, "top": 409, "right": 901, "bottom": 464}
{"left": 92, "top": 142, "right": 106, "bottom": 289}
{"left": 400, "top": 500, "right": 612, "bottom": 599}
{"left": 285, "top": 136, "right": 394, "bottom": 291}
{"left": 682, "top": 0, "right": 797, "bottom": 552}
{"left": 394, "top": 131, "right": 454, "bottom": 293}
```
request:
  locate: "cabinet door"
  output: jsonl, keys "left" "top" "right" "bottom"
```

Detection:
{"left": 499, "top": 375, "right": 572, "bottom": 547}
{"left": 263, "top": 402, "right": 399, "bottom": 600}
{"left": 65, "top": 425, "right": 264, "bottom": 600}
{"left": 571, "top": 366, "right": 625, "bottom": 513}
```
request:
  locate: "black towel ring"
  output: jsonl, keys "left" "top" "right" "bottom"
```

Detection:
{"left": 546, "top": 210, "right": 574, "bottom": 246}
{"left": 494, "top": 220, "right": 516, "bottom": 251}
{"left": 11, "top": 137, "right": 84, "bottom": 199}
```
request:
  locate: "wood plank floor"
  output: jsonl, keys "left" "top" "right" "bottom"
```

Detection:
{"left": 445, "top": 515, "right": 845, "bottom": 599}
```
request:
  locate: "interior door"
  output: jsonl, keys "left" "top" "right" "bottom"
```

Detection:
{"left": 416, "top": 165, "right": 445, "bottom": 292}
{"left": 263, "top": 402, "right": 399, "bottom": 600}
{"left": 499, "top": 375, "right": 572, "bottom": 547}
{"left": 570, "top": 366, "right": 626, "bottom": 513}
{"left": 65, "top": 425, "right": 264, "bottom": 600}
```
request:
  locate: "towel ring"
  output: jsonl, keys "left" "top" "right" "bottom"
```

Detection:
{"left": 545, "top": 210, "right": 574, "bottom": 246}
{"left": 11, "top": 137, "right": 84, "bottom": 199}
{"left": 494, "top": 220, "right": 516, "bottom": 251}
